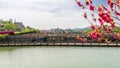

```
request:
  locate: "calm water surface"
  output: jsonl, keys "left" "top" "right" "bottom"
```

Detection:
{"left": 0, "top": 46, "right": 120, "bottom": 68}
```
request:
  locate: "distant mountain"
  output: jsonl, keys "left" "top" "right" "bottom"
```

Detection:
{"left": 74, "top": 26, "right": 120, "bottom": 33}
{"left": 73, "top": 27, "right": 91, "bottom": 32}
{"left": 72, "top": 28, "right": 82, "bottom": 32}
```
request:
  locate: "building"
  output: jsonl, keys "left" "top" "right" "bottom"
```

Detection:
{"left": 14, "top": 22, "right": 25, "bottom": 30}
{"left": 50, "top": 28, "right": 64, "bottom": 33}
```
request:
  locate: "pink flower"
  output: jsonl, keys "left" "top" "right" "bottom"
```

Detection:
{"left": 86, "top": 0, "right": 89, "bottom": 5}
{"left": 83, "top": 12, "right": 87, "bottom": 19}
{"left": 115, "top": 11, "right": 120, "bottom": 16}
{"left": 108, "top": 27, "right": 113, "bottom": 32}
{"left": 90, "top": 4, "right": 94, "bottom": 11}
{"left": 74, "top": 0, "right": 82, "bottom": 6}
{"left": 77, "top": 36, "right": 88, "bottom": 42}
{"left": 90, "top": 23, "right": 95, "bottom": 30}
{"left": 98, "top": 38, "right": 103, "bottom": 42}
{"left": 98, "top": 6, "right": 103, "bottom": 12}
{"left": 114, "top": 33, "right": 120, "bottom": 39}
{"left": 77, "top": 2, "right": 82, "bottom": 6}
{"left": 98, "top": 17, "right": 103, "bottom": 22}
{"left": 102, "top": 4, "right": 108, "bottom": 10}
{"left": 110, "top": 21, "right": 115, "bottom": 28}
{"left": 89, "top": 31, "right": 101, "bottom": 40}
{"left": 107, "top": 0, "right": 111, "bottom": 4}
{"left": 100, "top": 22, "right": 104, "bottom": 25}
{"left": 105, "top": 39, "right": 111, "bottom": 44}
{"left": 107, "top": 0, "right": 114, "bottom": 10}
{"left": 90, "top": 0, "right": 92, "bottom": 3}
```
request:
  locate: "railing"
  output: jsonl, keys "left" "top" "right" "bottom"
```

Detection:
{"left": 0, "top": 42, "right": 120, "bottom": 47}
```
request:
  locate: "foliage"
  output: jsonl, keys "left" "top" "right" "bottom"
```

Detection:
{"left": 0, "top": 20, "right": 36, "bottom": 35}
{"left": 1, "top": 22, "right": 17, "bottom": 31}
{"left": 0, "top": 34, "right": 9, "bottom": 42}
{"left": 15, "top": 26, "right": 36, "bottom": 35}
{"left": 113, "top": 26, "right": 120, "bottom": 33}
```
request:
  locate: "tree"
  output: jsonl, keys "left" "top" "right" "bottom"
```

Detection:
{"left": 2, "top": 22, "right": 17, "bottom": 31}
{"left": 75, "top": 0, "right": 120, "bottom": 43}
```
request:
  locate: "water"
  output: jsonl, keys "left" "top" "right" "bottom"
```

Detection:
{"left": 0, "top": 46, "right": 120, "bottom": 68}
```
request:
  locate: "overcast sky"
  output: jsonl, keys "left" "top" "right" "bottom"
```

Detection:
{"left": 0, "top": 0, "right": 106, "bottom": 29}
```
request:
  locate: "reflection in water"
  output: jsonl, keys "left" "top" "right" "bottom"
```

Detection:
{"left": 0, "top": 47, "right": 120, "bottom": 68}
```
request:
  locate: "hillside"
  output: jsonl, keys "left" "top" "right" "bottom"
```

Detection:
{"left": 0, "top": 20, "right": 36, "bottom": 32}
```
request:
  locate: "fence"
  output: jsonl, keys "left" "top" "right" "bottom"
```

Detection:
{"left": 0, "top": 42, "right": 120, "bottom": 47}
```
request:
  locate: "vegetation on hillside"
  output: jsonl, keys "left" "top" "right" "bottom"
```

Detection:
{"left": 0, "top": 21, "right": 17, "bottom": 31}
{"left": 0, "top": 20, "right": 36, "bottom": 40}
{"left": 15, "top": 26, "right": 36, "bottom": 35}
{"left": 113, "top": 26, "right": 120, "bottom": 33}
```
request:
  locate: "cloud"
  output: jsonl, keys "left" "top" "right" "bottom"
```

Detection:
{"left": 0, "top": 0, "right": 10, "bottom": 8}
{"left": 0, "top": 0, "right": 79, "bottom": 13}
{"left": 0, "top": 0, "right": 99, "bottom": 29}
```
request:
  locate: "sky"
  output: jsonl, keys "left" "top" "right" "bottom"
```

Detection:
{"left": 0, "top": 0, "right": 106, "bottom": 29}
